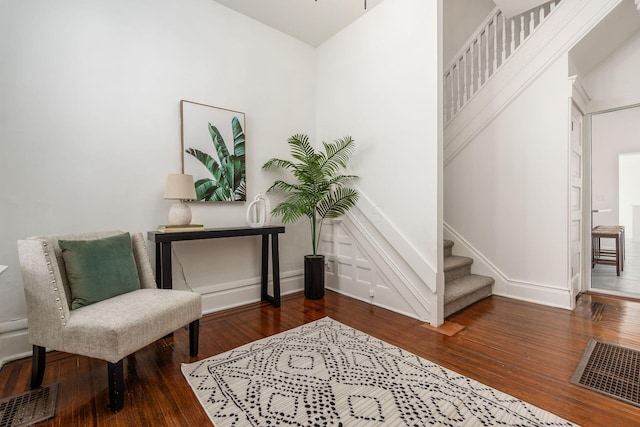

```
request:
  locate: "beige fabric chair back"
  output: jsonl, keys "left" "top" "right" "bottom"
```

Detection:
{"left": 17, "top": 231, "right": 156, "bottom": 349}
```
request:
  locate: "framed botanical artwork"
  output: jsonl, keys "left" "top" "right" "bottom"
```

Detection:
{"left": 180, "top": 100, "right": 246, "bottom": 201}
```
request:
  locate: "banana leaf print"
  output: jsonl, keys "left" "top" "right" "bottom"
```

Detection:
{"left": 185, "top": 116, "right": 246, "bottom": 201}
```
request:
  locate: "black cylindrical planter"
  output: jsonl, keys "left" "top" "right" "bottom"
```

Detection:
{"left": 304, "top": 255, "right": 325, "bottom": 299}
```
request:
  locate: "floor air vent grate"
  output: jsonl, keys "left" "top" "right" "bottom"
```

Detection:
{"left": 0, "top": 383, "right": 59, "bottom": 427}
{"left": 572, "top": 340, "right": 640, "bottom": 407}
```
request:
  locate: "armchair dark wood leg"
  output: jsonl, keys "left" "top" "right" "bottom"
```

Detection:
{"left": 108, "top": 360, "right": 124, "bottom": 413}
{"left": 30, "top": 345, "right": 46, "bottom": 389}
{"left": 189, "top": 319, "right": 199, "bottom": 357}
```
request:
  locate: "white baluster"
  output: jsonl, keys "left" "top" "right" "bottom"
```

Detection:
{"left": 462, "top": 52, "right": 467, "bottom": 104}
{"left": 510, "top": 18, "right": 516, "bottom": 54}
{"left": 520, "top": 15, "right": 525, "bottom": 45}
{"left": 444, "top": 71, "right": 451, "bottom": 123}
{"left": 451, "top": 71, "right": 456, "bottom": 118}
{"left": 484, "top": 29, "right": 490, "bottom": 79}
{"left": 529, "top": 10, "right": 535, "bottom": 34}
{"left": 476, "top": 35, "right": 482, "bottom": 88}
{"left": 550, "top": 1, "right": 556, "bottom": 12}
{"left": 470, "top": 41, "right": 475, "bottom": 95}
{"left": 540, "top": 4, "right": 546, "bottom": 21}
{"left": 501, "top": 13, "right": 507, "bottom": 63}
{"left": 492, "top": 17, "right": 498, "bottom": 73}
{"left": 456, "top": 62, "right": 462, "bottom": 111}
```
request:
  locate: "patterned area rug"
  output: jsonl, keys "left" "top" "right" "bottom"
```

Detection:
{"left": 182, "top": 318, "right": 576, "bottom": 426}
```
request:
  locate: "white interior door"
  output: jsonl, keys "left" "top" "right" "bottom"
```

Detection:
{"left": 570, "top": 103, "right": 584, "bottom": 301}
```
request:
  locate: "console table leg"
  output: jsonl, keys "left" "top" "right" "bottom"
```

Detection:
{"left": 154, "top": 242, "right": 162, "bottom": 288}
{"left": 160, "top": 242, "right": 173, "bottom": 289}
{"left": 271, "top": 234, "right": 281, "bottom": 308}
{"left": 261, "top": 235, "right": 269, "bottom": 301}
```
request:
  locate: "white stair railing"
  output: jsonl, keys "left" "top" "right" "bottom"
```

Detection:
{"left": 444, "top": 0, "right": 562, "bottom": 124}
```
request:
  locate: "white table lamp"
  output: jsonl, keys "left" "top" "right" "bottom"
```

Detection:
{"left": 164, "top": 174, "right": 197, "bottom": 225}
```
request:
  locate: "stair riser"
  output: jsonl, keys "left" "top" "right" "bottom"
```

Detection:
{"left": 444, "top": 285, "right": 492, "bottom": 318}
{"left": 444, "top": 247, "right": 452, "bottom": 257}
{"left": 445, "top": 265, "right": 471, "bottom": 283}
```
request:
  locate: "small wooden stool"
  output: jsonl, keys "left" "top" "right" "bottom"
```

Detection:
{"left": 592, "top": 226, "right": 624, "bottom": 276}
{"left": 593, "top": 225, "right": 625, "bottom": 265}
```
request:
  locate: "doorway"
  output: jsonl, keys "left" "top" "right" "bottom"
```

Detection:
{"left": 590, "top": 105, "right": 640, "bottom": 297}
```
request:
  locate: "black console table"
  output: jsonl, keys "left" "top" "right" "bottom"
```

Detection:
{"left": 147, "top": 226, "right": 285, "bottom": 307}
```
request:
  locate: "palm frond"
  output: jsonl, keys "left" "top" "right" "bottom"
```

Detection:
{"left": 194, "top": 178, "right": 216, "bottom": 201}
{"left": 288, "top": 134, "right": 315, "bottom": 163}
{"left": 319, "top": 136, "right": 356, "bottom": 177}
{"left": 271, "top": 199, "right": 308, "bottom": 223}
{"left": 185, "top": 148, "right": 219, "bottom": 177}
{"left": 316, "top": 187, "right": 359, "bottom": 219}
{"left": 234, "top": 179, "right": 246, "bottom": 200}
{"left": 263, "top": 133, "right": 359, "bottom": 255}
{"left": 262, "top": 158, "right": 296, "bottom": 171}
{"left": 208, "top": 123, "right": 231, "bottom": 162}
{"left": 232, "top": 116, "right": 245, "bottom": 157}
{"left": 266, "top": 180, "right": 302, "bottom": 193}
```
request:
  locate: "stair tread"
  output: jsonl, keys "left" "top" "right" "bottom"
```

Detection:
{"left": 444, "top": 240, "right": 454, "bottom": 249}
{"left": 444, "top": 274, "right": 494, "bottom": 304}
{"left": 443, "top": 255, "right": 473, "bottom": 271}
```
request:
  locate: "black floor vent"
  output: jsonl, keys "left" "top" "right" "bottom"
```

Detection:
{"left": 572, "top": 340, "right": 640, "bottom": 407}
{"left": 0, "top": 383, "right": 59, "bottom": 427}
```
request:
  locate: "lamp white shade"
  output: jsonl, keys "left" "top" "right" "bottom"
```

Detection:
{"left": 164, "top": 174, "right": 197, "bottom": 225}
{"left": 164, "top": 174, "right": 197, "bottom": 200}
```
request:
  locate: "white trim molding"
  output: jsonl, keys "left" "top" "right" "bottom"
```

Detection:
{"left": 321, "top": 202, "right": 435, "bottom": 323}
{"left": 444, "top": 0, "right": 623, "bottom": 165}
{"left": 444, "top": 222, "right": 573, "bottom": 309}
{"left": 0, "top": 318, "right": 30, "bottom": 368}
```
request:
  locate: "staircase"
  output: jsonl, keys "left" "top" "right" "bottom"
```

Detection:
{"left": 444, "top": 240, "right": 494, "bottom": 317}
{"left": 444, "top": 0, "right": 562, "bottom": 124}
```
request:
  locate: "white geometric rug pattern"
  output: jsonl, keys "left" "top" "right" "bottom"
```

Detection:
{"left": 182, "top": 317, "right": 577, "bottom": 426}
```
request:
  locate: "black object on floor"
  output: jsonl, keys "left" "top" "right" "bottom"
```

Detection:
{"left": 572, "top": 340, "right": 640, "bottom": 407}
{"left": 0, "top": 383, "right": 59, "bottom": 427}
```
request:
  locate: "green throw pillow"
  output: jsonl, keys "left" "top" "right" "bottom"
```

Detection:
{"left": 59, "top": 233, "right": 141, "bottom": 310}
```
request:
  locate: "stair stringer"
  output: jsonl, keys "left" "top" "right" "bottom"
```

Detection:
{"left": 444, "top": 222, "right": 573, "bottom": 308}
{"left": 444, "top": 0, "right": 622, "bottom": 165}
{"left": 322, "top": 205, "right": 435, "bottom": 323}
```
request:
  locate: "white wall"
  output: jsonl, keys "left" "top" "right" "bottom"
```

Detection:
{"left": 444, "top": 55, "right": 571, "bottom": 307}
{"left": 591, "top": 107, "right": 640, "bottom": 230}
{"left": 315, "top": 0, "right": 441, "bottom": 322}
{"left": 585, "top": 28, "right": 640, "bottom": 112}
{"left": 444, "top": 0, "right": 496, "bottom": 65}
{"left": 0, "top": 0, "right": 314, "bottom": 362}
{"left": 620, "top": 153, "right": 640, "bottom": 238}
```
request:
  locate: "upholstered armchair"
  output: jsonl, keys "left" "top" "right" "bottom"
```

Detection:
{"left": 17, "top": 231, "right": 202, "bottom": 413}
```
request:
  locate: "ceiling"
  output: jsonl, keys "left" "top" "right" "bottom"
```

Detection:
{"left": 212, "top": 0, "right": 385, "bottom": 47}
{"left": 493, "top": 0, "right": 547, "bottom": 19}
{"left": 570, "top": 0, "right": 640, "bottom": 75}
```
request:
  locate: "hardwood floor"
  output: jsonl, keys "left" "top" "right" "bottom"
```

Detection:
{"left": 2, "top": 291, "right": 640, "bottom": 426}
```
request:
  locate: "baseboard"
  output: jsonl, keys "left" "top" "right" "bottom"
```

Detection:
{"left": 444, "top": 222, "right": 573, "bottom": 309}
{"left": 493, "top": 280, "right": 573, "bottom": 309}
{"left": 200, "top": 271, "right": 303, "bottom": 314}
{"left": 0, "top": 271, "right": 304, "bottom": 367}
{"left": 325, "top": 284, "right": 424, "bottom": 322}
{"left": 0, "top": 318, "right": 31, "bottom": 367}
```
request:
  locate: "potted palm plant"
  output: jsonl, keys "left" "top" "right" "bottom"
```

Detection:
{"left": 263, "top": 134, "right": 359, "bottom": 299}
